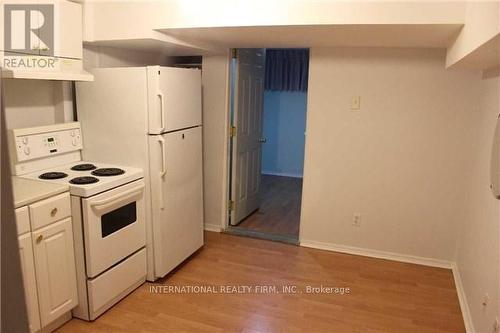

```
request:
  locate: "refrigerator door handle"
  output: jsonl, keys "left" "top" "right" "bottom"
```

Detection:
{"left": 158, "top": 136, "right": 167, "bottom": 209}
{"left": 157, "top": 92, "right": 166, "bottom": 132}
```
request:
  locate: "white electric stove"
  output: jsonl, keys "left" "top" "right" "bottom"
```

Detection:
{"left": 10, "top": 122, "right": 147, "bottom": 321}
{"left": 21, "top": 161, "right": 143, "bottom": 197}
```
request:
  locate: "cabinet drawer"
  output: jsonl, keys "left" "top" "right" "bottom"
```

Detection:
{"left": 88, "top": 248, "right": 146, "bottom": 319}
{"left": 15, "top": 206, "right": 30, "bottom": 235}
{"left": 29, "top": 193, "right": 71, "bottom": 230}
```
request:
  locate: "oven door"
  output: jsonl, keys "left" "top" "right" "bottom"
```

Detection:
{"left": 82, "top": 179, "right": 146, "bottom": 278}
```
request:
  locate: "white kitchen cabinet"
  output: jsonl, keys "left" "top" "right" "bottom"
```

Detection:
{"left": 58, "top": 0, "right": 83, "bottom": 59}
{"left": 15, "top": 191, "right": 78, "bottom": 332}
{"left": 29, "top": 192, "right": 72, "bottom": 230}
{"left": 18, "top": 232, "right": 42, "bottom": 333}
{"left": 32, "top": 217, "right": 78, "bottom": 327}
{"left": 1, "top": 0, "right": 83, "bottom": 58}
{"left": 40, "top": 0, "right": 83, "bottom": 59}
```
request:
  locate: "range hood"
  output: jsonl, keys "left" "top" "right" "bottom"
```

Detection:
{"left": 1, "top": 57, "right": 93, "bottom": 81}
{"left": 1, "top": 69, "right": 93, "bottom": 81}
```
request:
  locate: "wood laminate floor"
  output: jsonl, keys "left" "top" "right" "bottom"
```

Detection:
{"left": 237, "top": 175, "right": 302, "bottom": 239}
{"left": 58, "top": 232, "right": 465, "bottom": 333}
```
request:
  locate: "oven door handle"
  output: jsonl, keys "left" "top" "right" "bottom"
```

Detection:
{"left": 90, "top": 184, "right": 145, "bottom": 213}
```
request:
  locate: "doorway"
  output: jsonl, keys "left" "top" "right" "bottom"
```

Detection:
{"left": 227, "top": 48, "right": 309, "bottom": 244}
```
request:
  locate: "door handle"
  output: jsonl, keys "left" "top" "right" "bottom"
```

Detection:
{"left": 258, "top": 138, "right": 267, "bottom": 143}
{"left": 157, "top": 92, "right": 166, "bottom": 132}
{"left": 158, "top": 136, "right": 167, "bottom": 210}
{"left": 158, "top": 137, "right": 166, "bottom": 177}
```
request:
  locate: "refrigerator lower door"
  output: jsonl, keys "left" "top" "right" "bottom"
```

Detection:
{"left": 148, "top": 126, "right": 204, "bottom": 279}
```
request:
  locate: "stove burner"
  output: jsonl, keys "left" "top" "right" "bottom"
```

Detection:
{"left": 91, "top": 168, "right": 125, "bottom": 177}
{"left": 70, "top": 176, "right": 99, "bottom": 185}
{"left": 39, "top": 172, "right": 68, "bottom": 180}
{"left": 71, "top": 163, "right": 97, "bottom": 171}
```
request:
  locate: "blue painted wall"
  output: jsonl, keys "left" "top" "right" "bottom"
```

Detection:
{"left": 261, "top": 91, "right": 307, "bottom": 178}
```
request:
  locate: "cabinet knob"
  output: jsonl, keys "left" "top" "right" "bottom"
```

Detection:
{"left": 36, "top": 235, "right": 43, "bottom": 244}
{"left": 50, "top": 208, "right": 58, "bottom": 217}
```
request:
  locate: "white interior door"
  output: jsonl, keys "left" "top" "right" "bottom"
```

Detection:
{"left": 231, "top": 49, "right": 265, "bottom": 225}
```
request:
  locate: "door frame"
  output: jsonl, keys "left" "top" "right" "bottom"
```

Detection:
{"left": 220, "top": 47, "right": 310, "bottom": 243}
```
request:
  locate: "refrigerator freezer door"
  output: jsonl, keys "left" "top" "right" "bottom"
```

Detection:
{"left": 147, "top": 66, "right": 202, "bottom": 134}
{"left": 148, "top": 126, "right": 204, "bottom": 278}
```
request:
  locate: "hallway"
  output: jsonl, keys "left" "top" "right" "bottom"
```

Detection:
{"left": 238, "top": 174, "right": 302, "bottom": 239}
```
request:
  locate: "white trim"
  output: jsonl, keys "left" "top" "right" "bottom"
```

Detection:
{"left": 221, "top": 50, "right": 231, "bottom": 231}
{"left": 299, "top": 240, "right": 473, "bottom": 331}
{"left": 299, "top": 239, "right": 453, "bottom": 269}
{"left": 204, "top": 223, "right": 222, "bottom": 232}
{"left": 451, "top": 263, "right": 475, "bottom": 333}
{"left": 261, "top": 171, "right": 303, "bottom": 178}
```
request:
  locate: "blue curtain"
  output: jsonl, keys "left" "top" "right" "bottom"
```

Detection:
{"left": 265, "top": 49, "right": 309, "bottom": 92}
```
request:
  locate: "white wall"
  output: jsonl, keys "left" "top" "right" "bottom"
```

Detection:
{"left": 456, "top": 74, "right": 500, "bottom": 333}
{"left": 262, "top": 91, "right": 307, "bottom": 178}
{"left": 201, "top": 54, "right": 230, "bottom": 231}
{"left": 3, "top": 45, "right": 172, "bottom": 135}
{"left": 3, "top": 80, "right": 73, "bottom": 130}
{"left": 300, "top": 48, "right": 481, "bottom": 262}
{"left": 83, "top": 45, "right": 173, "bottom": 69}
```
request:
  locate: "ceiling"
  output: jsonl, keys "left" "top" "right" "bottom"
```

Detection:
{"left": 159, "top": 24, "right": 464, "bottom": 50}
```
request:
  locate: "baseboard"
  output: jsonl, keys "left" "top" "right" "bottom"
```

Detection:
{"left": 452, "top": 263, "right": 475, "bottom": 333}
{"left": 204, "top": 223, "right": 222, "bottom": 232}
{"left": 300, "top": 239, "right": 472, "bottom": 331}
{"left": 299, "top": 239, "right": 453, "bottom": 269}
{"left": 261, "top": 171, "right": 303, "bottom": 178}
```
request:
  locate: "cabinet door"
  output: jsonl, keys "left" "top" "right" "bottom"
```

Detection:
{"left": 1, "top": 0, "right": 41, "bottom": 56}
{"left": 43, "top": 0, "right": 82, "bottom": 59}
{"left": 32, "top": 218, "right": 78, "bottom": 327}
{"left": 18, "top": 233, "right": 42, "bottom": 333}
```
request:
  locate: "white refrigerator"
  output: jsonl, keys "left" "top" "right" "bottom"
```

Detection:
{"left": 76, "top": 66, "right": 204, "bottom": 281}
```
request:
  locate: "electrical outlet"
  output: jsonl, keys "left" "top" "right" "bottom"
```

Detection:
{"left": 352, "top": 213, "right": 361, "bottom": 227}
{"left": 483, "top": 293, "right": 491, "bottom": 306}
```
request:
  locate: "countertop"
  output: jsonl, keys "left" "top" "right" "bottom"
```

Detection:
{"left": 12, "top": 177, "right": 69, "bottom": 208}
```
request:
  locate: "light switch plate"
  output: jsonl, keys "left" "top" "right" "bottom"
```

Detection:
{"left": 351, "top": 96, "right": 361, "bottom": 110}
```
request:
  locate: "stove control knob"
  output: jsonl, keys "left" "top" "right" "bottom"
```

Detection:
{"left": 70, "top": 130, "right": 76, "bottom": 137}
{"left": 23, "top": 147, "right": 30, "bottom": 155}
{"left": 22, "top": 137, "right": 28, "bottom": 145}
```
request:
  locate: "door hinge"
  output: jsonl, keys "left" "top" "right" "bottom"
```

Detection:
{"left": 230, "top": 126, "right": 237, "bottom": 137}
{"left": 228, "top": 200, "right": 235, "bottom": 211}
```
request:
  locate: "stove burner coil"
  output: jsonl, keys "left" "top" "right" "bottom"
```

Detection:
{"left": 71, "top": 163, "right": 97, "bottom": 171}
{"left": 70, "top": 176, "right": 100, "bottom": 185}
{"left": 39, "top": 172, "right": 68, "bottom": 180}
{"left": 91, "top": 168, "right": 125, "bottom": 177}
